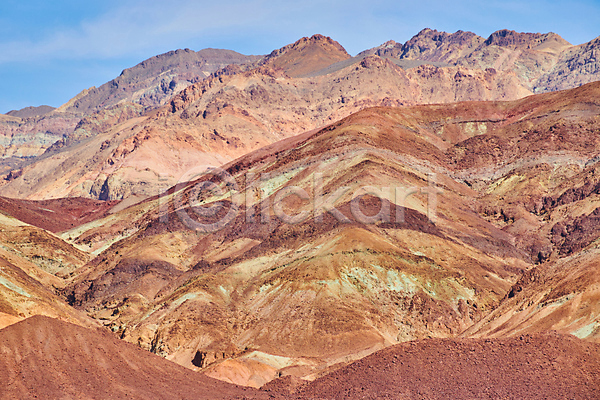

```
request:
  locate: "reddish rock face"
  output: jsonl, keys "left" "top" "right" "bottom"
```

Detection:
{"left": 0, "top": 196, "right": 119, "bottom": 233}
{"left": 260, "top": 34, "right": 351, "bottom": 77}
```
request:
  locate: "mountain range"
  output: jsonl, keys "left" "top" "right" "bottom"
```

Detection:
{"left": 2, "top": 29, "right": 600, "bottom": 200}
{"left": 1, "top": 28, "right": 600, "bottom": 398}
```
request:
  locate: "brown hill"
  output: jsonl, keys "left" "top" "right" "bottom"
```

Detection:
{"left": 293, "top": 332, "right": 600, "bottom": 399}
{"left": 0, "top": 315, "right": 271, "bottom": 399}
{"left": 0, "top": 197, "right": 113, "bottom": 329}
{"left": 6, "top": 105, "right": 55, "bottom": 118}
{"left": 261, "top": 34, "right": 351, "bottom": 77}
{"left": 65, "top": 48, "right": 261, "bottom": 114}
{"left": 464, "top": 127, "right": 600, "bottom": 340}
{"left": 3, "top": 316, "right": 598, "bottom": 399}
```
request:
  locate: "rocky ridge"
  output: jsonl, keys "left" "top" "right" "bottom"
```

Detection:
{"left": 3, "top": 29, "right": 600, "bottom": 199}
{"left": 0, "top": 35, "right": 531, "bottom": 200}
{"left": 0, "top": 48, "right": 261, "bottom": 174}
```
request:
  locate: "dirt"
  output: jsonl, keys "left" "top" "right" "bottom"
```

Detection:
{"left": 0, "top": 315, "right": 272, "bottom": 399}
{"left": 291, "top": 332, "right": 600, "bottom": 399}
{"left": 3, "top": 316, "right": 598, "bottom": 399}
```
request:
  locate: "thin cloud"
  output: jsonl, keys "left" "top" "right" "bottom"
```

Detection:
{"left": 0, "top": 0, "right": 269, "bottom": 63}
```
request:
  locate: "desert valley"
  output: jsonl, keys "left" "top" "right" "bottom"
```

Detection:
{"left": 1, "top": 27, "right": 600, "bottom": 399}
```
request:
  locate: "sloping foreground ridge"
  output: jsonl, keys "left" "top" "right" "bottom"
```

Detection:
{"left": 2, "top": 316, "right": 599, "bottom": 399}
{"left": 0, "top": 316, "right": 270, "bottom": 399}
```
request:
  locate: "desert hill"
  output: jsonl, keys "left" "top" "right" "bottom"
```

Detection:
{"left": 292, "top": 332, "right": 600, "bottom": 399}
{"left": 3, "top": 316, "right": 598, "bottom": 399}
{"left": 0, "top": 315, "right": 271, "bottom": 399}
{"left": 0, "top": 81, "right": 599, "bottom": 389}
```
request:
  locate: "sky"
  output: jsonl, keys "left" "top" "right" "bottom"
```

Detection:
{"left": 1, "top": 0, "right": 599, "bottom": 114}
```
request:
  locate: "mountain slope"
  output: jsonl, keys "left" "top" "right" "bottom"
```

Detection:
{"left": 0, "top": 48, "right": 261, "bottom": 176}
{"left": 0, "top": 315, "right": 271, "bottom": 399}
{"left": 535, "top": 35, "right": 600, "bottom": 92}
{"left": 0, "top": 51, "right": 530, "bottom": 200}
{"left": 465, "top": 248, "right": 600, "bottom": 342}
{"left": 64, "top": 48, "right": 262, "bottom": 114}
{"left": 0, "top": 250, "right": 92, "bottom": 330}
{"left": 457, "top": 30, "right": 572, "bottom": 90}
{"left": 295, "top": 332, "right": 600, "bottom": 399}
{"left": 0, "top": 196, "right": 115, "bottom": 329}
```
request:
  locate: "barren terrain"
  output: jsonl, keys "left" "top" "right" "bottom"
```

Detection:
{"left": 0, "top": 28, "right": 599, "bottom": 399}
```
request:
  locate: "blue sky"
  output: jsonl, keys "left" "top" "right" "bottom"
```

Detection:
{"left": 1, "top": 0, "right": 599, "bottom": 113}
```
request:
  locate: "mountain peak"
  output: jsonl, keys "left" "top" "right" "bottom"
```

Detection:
{"left": 399, "top": 29, "right": 484, "bottom": 63}
{"left": 484, "top": 29, "right": 571, "bottom": 49}
{"left": 261, "top": 34, "right": 351, "bottom": 77}
{"left": 6, "top": 105, "right": 55, "bottom": 119}
{"left": 407, "top": 28, "right": 483, "bottom": 45}
{"left": 289, "top": 34, "right": 348, "bottom": 53}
